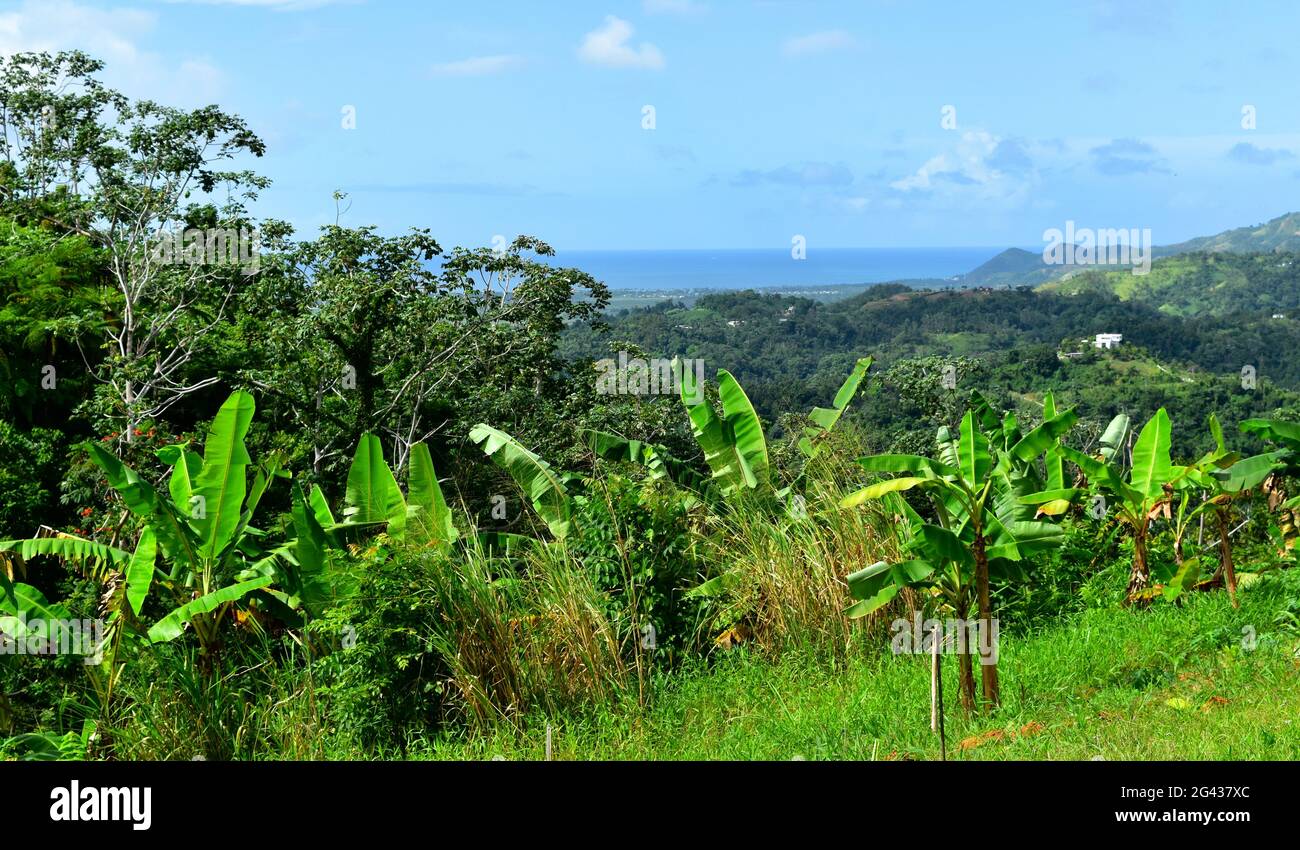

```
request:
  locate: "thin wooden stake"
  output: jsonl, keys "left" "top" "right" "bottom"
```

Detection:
{"left": 933, "top": 624, "right": 946, "bottom": 761}
{"left": 931, "top": 628, "right": 939, "bottom": 732}
{"left": 545, "top": 724, "right": 552, "bottom": 761}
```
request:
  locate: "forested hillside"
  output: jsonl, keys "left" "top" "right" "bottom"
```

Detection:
{"left": 1040, "top": 251, "right": 1300, "bottom": 317}
{"left": 563, "top": 284, "right": 1300, "bottom": 455}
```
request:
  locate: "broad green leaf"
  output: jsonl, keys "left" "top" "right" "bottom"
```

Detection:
{"left": 1059, "top": 444, "right": 1143, "bottom": 507}
{"left": 192, "top": 390, "right": 256, "bottom": 564}
{"left": 1240, "top": 417, "right": 1300, "bottom": 448}
{"left": 856, "top": 454, "right": 957, "bottom": 479}
{"left": 1130, "top": 408, "right": 1173, "bottom": 500}
{"left": 1035, "top": 499, "right": 1072, "bottom": 516}
{"left": 674, "top": 359, "right": 762, "bottom": 496}
{"left": 958, "top": 410, "right": 991, "bottom": 486}
{"left": 841, "top": 477, "right": 927, "bottom": 507}
{"left": 0, "top": 581, "right": 71, "bottom": 624}
{"left": 288, "top": 482, "right": 345, "bottom": 615}
{"left": 1019, "top": 488, "right": 1086, "bottom": 505}
{"left": 845, "top": 558, "right": 935, "bottom": 616}
{"left": 844, "top": 583, "right": 900, "bottom": 618}
{"left": 125, "top": 528, "right": 157, "bottom": 617}
{"left": 291, "top": 483, "right": 327, "bottom": 576}
{"left": 583, "top": 429, "right": 715, "bottom": 497}
{"left": 147, "top": 576, "right": 273, "bottom": 643}
{"left": 308, "top": 484, "right": 336, "bottom": 529}
{"left": 845, "top": 560, "right": 892, "bottom": 601}
{"left": 1211, "top": 450, "right": 1286, "bottom": 493}
{"left": 1209, "top": 413, "right": 1226, "bottom": 455}
{"left": 685, "top": 573, "right": 738, "bottom": 598}
{"left": 469, "top": 424, "right": 571, "bottom": 539}
{"left": 1002, "top": 520, "right": 1064, "bottom": 553}
{"left": 718, "top": 368, "right": 770, "bottom": 490}
{"left": 243, "top": 451, "right": 285, "bottom": 520}
{"left": 1043, "top": 392, "right": 1066, "bottom": 490}
{"left": 912, "top": 523, "right": 973, "bottom": 567}
{"left": 344, "top": 433, "right": 407, "bottom": 534}
{"left": 407, "top": 442, "right": 458, "bottom": 549}
{"left": 1099, "top": 413, "right": 1131, "bottom": 464}
{"left": 935, "top": 425, "right": 960, "bottom": 470}
{"left": 800, "top": 356, "right": 872, "bottom": 457}
{"left": 86, "top": 442, "right": 200, "bottom": 571}
{"left": 1042, "top": 391, "right": 1057, "bottom": 420}
{"left": 1010, "top": 408, "right": 1078, "bottom": 462}
{"left": 0, "top": 581, "right": 75, "bottom": 648}
{"left": 1163, "top": 557, "right": 1203, "bottom": 602}
{"left": 0, "top": 536, "right": 130, "bottom": 571}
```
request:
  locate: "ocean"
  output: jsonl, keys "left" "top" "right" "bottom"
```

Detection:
{"left": 541, "top": 247, "right": 1003, "bottom": 291}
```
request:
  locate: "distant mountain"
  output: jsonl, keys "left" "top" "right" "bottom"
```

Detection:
{"left": 963, "top": 210, "right": 1300, "bottom": 295}
{"left": 962, "top": 248, "right": 1056, "bottom": 286}
{"left": 1154, "top": 211, "right": 1300, "bottom": 257}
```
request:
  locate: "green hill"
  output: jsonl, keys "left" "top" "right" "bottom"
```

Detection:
{"left": 963, "top": 247, "right": 1058, "bottom": 286}
{"left": 1155, "top": 211, "right": 1300, "bottom": 256}
{"left": 1038, "top": 251, "right": 1300, "bottom": 317}
{"left": 967, "top": 211, "right": 1300, "bottom": 295}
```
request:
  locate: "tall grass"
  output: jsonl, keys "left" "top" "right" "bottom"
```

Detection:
{"left": 696, "top": 429, "right": 909, "bottom": 658}
{"left": 426, "top": 538, "right": 633, "bottom": 728}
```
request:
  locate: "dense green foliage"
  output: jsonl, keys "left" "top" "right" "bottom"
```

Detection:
{"left": 1043, "top": 251, "right": 1300, "bottom": 317}
{"left": 2, "top": 51, "right": 1299, "bottom": 762}
{"left": 563, "top": 284, "right": 1300, "bottom": 459}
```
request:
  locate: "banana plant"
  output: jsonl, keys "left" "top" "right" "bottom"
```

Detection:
{"left": 1239, "top": 417, "right": 1300, "bottom": 552}
{"left": 845, "top": 491, "right": 984, "bottom": 711}
{"left": 1166, "top": 415, "right": 1286, "bottom": 606}
{"left": 798, "top": 356, "right": 873, "bottom": 459}
{"left": 3, "top": 391, "right": 281, "bottom": 651}
{"left": 587, "top": 358, "right": 873, "bottom": 511}
{"left": 673, "top": 357, "right": 770, "bottom": 498}
{"left": 581, "top": 429, "right": 718, "bottom": 506}
{"left": 1026, "top": 408, "right": 1186, "bottom": 604}
{"left": 842, "top": 403, "right": 1077, "bottom": 710}
{"left": 1, "top": 393, "right": 460, "bottom": 657}
{"left": 338, "top": 435, "right": 458, "bottom": 549}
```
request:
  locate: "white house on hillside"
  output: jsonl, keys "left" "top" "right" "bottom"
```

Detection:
{"left": 1093, "top": 333, "right": 1123, "bottom": 349}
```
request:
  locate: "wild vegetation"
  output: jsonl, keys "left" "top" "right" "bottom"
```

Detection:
{"left": 2, "top": 51, "right": 1299, "bottom": 761}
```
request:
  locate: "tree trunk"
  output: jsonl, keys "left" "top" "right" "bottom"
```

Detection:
{"left": 1216, "top": 507, "right": 1239, "bottom": 609}
{"left": 1126, "top": 524, "right": 1150, "bottom": 605}
{"left": 958, "top": 637, "right": 977, "bottom": 714}
{"left": 974, "top": 532, "right": 999, "bottom": 708}
{"left": 956, "top": 599, "right": 977, "bottom": 714}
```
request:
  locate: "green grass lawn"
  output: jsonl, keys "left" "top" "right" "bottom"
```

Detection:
{"left": 413, "top": 572, "right": 1300, "bottom": 761}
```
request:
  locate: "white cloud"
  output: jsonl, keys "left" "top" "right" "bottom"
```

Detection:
{"left": 781, "top": 30, "right": 855, "bottom": 58}
{"left": 430, "top": 54, "right": 525, "bottom": 77}
{"left": 578, "top": 16, "right": 665, "bottom": 70}
{"left": 890, "top": 131, "right": 1037, "bottom": 206}
{"left": 0, "top": 0, "right": 225, "bottom": 105}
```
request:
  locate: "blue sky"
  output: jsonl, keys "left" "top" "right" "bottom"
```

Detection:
{"left": 3, "top": 0, "right": 1299, "bottom": 249}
